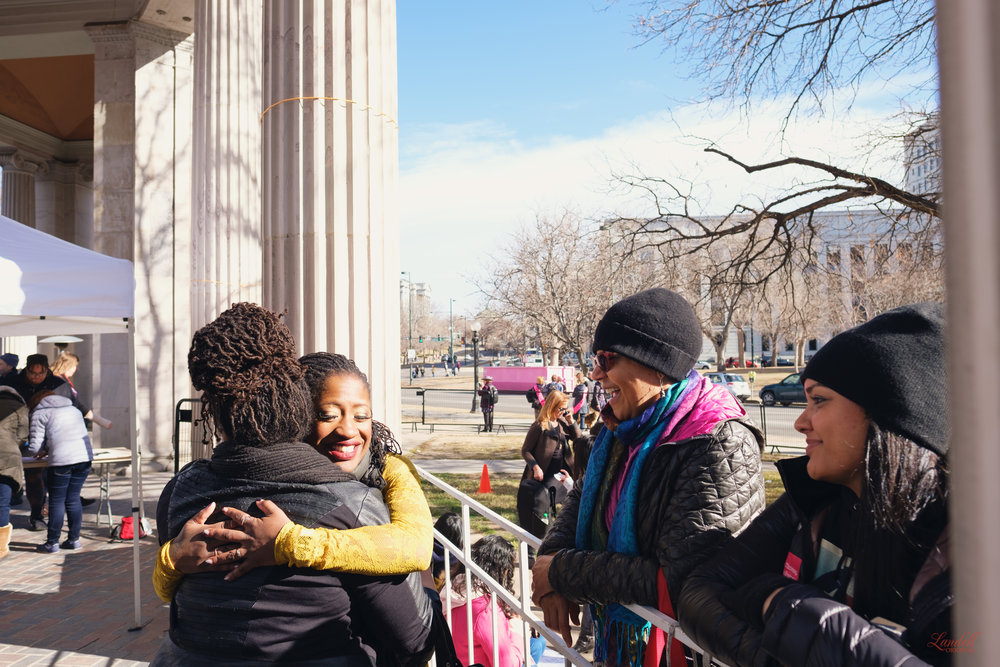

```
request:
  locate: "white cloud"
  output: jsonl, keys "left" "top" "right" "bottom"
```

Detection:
{"left": 399, "top": 96, "right": 913, "bottom": 314}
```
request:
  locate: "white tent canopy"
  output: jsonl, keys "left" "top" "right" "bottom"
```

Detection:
{"left": 0, "top": 214, "right": 144, "bottom": 627}
{"left": 0, "top": 214, "right": 133, "bottom": 333}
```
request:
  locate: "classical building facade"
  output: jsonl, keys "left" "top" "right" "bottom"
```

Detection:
{"left": 0, "top": 0, "right": 401, "bottom": 459}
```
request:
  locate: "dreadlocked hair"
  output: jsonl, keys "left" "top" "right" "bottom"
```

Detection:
{"left": 299, "top": 352, "right": 401, "bottom": 489}
{"left": 188, "top": 302, "right": 311, "bottom": 446}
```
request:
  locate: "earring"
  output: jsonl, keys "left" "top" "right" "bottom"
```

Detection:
{"left": 658, "top": 374, "right": 666, "bottom": 398}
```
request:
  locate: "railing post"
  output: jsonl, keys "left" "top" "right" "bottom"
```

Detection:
{"left": 518, "top": 540, "right": 532, "bottom": 666}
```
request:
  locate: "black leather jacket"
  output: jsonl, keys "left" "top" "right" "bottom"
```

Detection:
{"left": 538, "top": 416, "right": 765, "bottom": 608}
{"left": 678, "top": 456, "right": 952, "bottom": 666}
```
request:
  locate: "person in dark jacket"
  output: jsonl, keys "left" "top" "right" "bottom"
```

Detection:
{"left": 477, "top": 376, "right": 499, "bottom": 432}
{"left": 152, "top": 303, "right": 432, "bottom": 666}
{"left": 0, "top": 352, "right": 18, "bottom": 383}
{"left": 525, "top": 376, "right": 546, "bottom": 419}
{"left": 678, "top": 302, "right": 952, "bottom": 667}
{"left": 517, "top": 390, "right": 579, "bottom": 564}
{"left": 531, "top": 288, "right": 765, "bottom": 667}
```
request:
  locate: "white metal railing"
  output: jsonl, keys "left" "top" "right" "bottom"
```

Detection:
{"left": 415, "top": 465, "right": 728, "bottom": 667}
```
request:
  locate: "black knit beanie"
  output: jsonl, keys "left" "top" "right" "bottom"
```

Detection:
{"left": 592, "top": 288, "right": 702, "bottom": 382}
{"left": 800, "top": 302, "right": 948, "bottom": 456}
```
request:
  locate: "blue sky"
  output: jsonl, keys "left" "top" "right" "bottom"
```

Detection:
{"left": 396, "top": 2, "right": 927, "bottom": 316}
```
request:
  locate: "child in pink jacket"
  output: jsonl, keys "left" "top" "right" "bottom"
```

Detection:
{"left": 450, "top": 536, "right": 545, "bottom": 667}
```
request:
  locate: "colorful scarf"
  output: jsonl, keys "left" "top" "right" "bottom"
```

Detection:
{"left": 575, "top": 376, "right": 695, "bottom": 666}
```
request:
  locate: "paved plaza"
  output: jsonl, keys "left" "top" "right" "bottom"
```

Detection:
{"left": 0, "top": 469, "right": 175, "bottom": 666}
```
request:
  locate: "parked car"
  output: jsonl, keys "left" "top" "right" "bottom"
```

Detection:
{"left": 705, "top": 372, "right": 751, "bottom": 401}
{"left": 758, "top": 373, "right": 806, "bottom": 406}
{"left": 694, "top": 359, "right": 713, "bottom": 370}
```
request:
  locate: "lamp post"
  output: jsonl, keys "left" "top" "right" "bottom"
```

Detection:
{"left": 470, "top": 320, "right": 481, "bottom": 412}
{"left": 448, "top": 298, "right": 455, "bottom": 371}
{"left": 402, "top": 271, "right": 414, "bottom": 384}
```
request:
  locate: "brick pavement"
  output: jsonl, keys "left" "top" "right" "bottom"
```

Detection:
{"left": 0, "top": 468, "right": 175, "bottom": 666}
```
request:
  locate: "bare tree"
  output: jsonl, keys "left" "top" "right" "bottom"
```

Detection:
{"left": 630, "top": 0, "right": 936, "bottom": 119}
{"left": 603, "top": 1, "right": 942, "bottom": 288}
{"left": 475, "top": 211, "right": 665, "bottom": 368}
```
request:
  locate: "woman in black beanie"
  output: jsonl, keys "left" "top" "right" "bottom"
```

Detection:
{"left": 530, "top": 288, "right": 766, "bottom": 666}
{"left": 678, "top": 302, "right": 953, "bottom": 666}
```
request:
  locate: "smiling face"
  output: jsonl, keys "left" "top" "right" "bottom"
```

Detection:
{"left": 306, "top": 373, "right": 373, "bottom": 473}
{"left": 794, "top": 379, "right": 870, "bottom": 496}
{"left": 589, "top": 350, "right": 663, "bottom": 421}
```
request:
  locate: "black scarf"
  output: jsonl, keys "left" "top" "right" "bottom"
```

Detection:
{"left": 209, "top": 440, "right": 355, "bottom": 485}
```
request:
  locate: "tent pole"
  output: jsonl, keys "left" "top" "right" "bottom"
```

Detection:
{"left": 128, "top": 318, "right": 142, "bottom": 629}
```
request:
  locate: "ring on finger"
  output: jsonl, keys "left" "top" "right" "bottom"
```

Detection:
{"left": 240, "top": 514, "right": 248, "bottom": 527}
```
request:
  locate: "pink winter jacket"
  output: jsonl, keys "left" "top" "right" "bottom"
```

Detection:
{"left": 450, "top": 594, "right": 524, "bottom": 667}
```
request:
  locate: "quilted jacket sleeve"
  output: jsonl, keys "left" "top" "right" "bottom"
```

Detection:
{"left": 677, "top": 492, "right": 801, "bottom": 667}
{"left": 544, "top": 420, "right": 765, "bottom": 609}
{"left": 761, "top": 585, "right": 936, "bottom": 667}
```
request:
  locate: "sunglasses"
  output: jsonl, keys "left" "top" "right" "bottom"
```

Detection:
{"left": 590, "top": 351, "right": 618, "bottom": 372}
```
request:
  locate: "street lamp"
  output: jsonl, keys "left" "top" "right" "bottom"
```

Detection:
{"left": 402, "top": 271, "right": 414, "bottom": 384}
{"left": 470, "top": 320, "right": 482, "bottom": 412}
{"left": 448, "top": 298, "right": 455, "bottom": 370}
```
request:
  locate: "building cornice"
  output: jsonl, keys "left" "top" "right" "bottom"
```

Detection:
{"left": 0, "top": 114, "right": 92, "bottom": 162}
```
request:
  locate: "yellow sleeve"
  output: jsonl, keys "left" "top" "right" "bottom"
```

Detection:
{"left": 274, "top": 454, "right": 434, "bottom": 575}
{"left": 153, "top": 539, "right": 185, "bottom": 602}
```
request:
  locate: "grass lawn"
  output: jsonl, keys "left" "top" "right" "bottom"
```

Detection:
{"left": 420, "top": 469, "right": 788, "bottom": 536}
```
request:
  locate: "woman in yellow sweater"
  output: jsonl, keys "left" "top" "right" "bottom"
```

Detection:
{"left": 154, "top": 352, "right": 432, "bottom": 599}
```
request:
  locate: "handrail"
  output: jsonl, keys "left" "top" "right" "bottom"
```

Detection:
{"left": 413, "top": 464, "right": 728, "bottom": 667}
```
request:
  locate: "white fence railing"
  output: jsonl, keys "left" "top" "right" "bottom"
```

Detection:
{"left": 415, "top": 465, "right": 727, "bottom": 667}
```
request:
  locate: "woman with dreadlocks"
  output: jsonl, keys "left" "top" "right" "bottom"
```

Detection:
{"left": 152, "top": 303, "right": 432, "bottom": 666}
{"left": 153, "top": 350, "right": 433, "bottom": 592}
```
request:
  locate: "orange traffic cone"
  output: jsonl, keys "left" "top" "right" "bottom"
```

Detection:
{"left": 477, "top": 464, "right": 492, "bottom": 494}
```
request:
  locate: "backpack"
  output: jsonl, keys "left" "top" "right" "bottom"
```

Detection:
{"left": 109, "top": 515, "right": 150, "bottom": 541}
{"left": 488, "top": 385, "right": 499, "bottom": 405}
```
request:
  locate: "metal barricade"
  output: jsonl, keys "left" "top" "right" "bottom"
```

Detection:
{"left": 172, "top": 398, "right": 212, "bottom": 473}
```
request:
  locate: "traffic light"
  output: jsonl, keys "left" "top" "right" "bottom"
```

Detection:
{"left": 461, "top": 336, "right": 466, "bottom": 344}
{"left": 418, "top": 335, "right": 423, "bottom": 343}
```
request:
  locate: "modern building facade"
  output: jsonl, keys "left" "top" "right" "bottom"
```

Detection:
{"left": 0, "top": 0, "right": 401, "bottom": 460}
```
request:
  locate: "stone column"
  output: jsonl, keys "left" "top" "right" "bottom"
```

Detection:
{"left": 0, "top": 149, "right": 46, "bottom": 226}
{"left": 87, "top": 21, "right": 194, "bottom": 455}
{"left": 191, "top": 0, "right": 263, "bottom": 331}
{"left": 35, "top": 159, "right": 93, "bottom": 243}
{"left": 261, "top": 0, "right": 400, "bottom": 428}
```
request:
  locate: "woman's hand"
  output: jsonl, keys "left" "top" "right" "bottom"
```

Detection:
{"left": 531, "top": 555, "right": 556, "bottom": 603}
{"left": 207, "top": 499, "right": 293, "bottom": 581}
{"left": 167, "top": 502, "right": 244, "bottom": 574}
{"left": 532, "top": 464, "right": 544, "bottom": 482}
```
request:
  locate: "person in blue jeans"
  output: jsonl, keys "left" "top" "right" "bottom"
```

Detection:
{"left": 25, "top": 390, "right": 93, "bottom": 553}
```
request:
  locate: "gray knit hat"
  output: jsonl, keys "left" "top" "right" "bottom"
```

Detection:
{"left": 801, "top": 302, "right": 948, "bottom": 456}
{"left": 592, "top": 288, "right": 702, "bottom": 382}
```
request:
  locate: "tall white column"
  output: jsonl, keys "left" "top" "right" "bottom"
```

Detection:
{"left": 938, "top": 0, "right": 1000, "bottom": 663}
{"left": 87, "top": 21, "right": 195, "bottom": 456}
{"left": 0, "top": 149, "right": 46, "bottom": 226}
{"left": 192, "top": 0, "right": 263, "bottom": 331}
{"left": 261, "top": 0, "right": 400, "bottom": 428}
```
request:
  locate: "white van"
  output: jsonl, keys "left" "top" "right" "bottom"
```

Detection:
{"left": 524, "top": 349, "right": 544, "bottom": 365}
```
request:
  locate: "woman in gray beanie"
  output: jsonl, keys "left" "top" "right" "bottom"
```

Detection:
{"left": 678, "top": 302, "right": 952, "bottom": 666}
{"left": 531, "top": 288, "right": 765, "bottom": 666}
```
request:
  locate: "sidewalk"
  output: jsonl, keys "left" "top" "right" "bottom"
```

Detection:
{"left": 0, "top": 468, "right": 175, "bottom": 666}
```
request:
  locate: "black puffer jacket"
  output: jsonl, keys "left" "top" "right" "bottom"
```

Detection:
{"left": 538, "top": 379, "right": 765, "bottom": 608}
{"left": 678, "top": 456, "right": 951, "bottom": 666}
